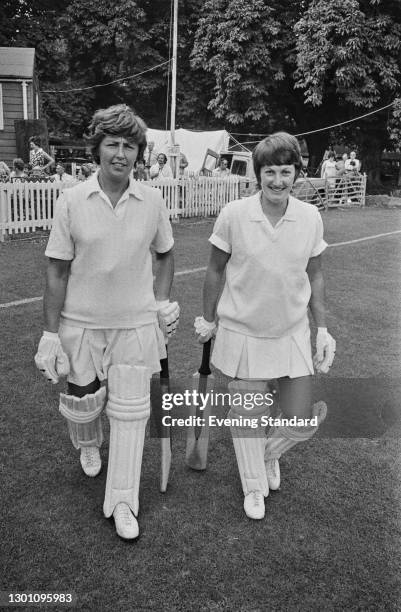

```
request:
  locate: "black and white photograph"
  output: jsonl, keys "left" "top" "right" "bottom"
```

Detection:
{"left": 0, "top": 1, "right": 400, "bottom": 610}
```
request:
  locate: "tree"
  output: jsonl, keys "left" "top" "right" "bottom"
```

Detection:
{"left": 191, "top": 0, "right": 401, "bottom": 180}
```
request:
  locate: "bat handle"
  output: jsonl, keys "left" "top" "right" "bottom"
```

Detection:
{"left": 160, "top": 345, "right": 169, "bottom": 379}
{"left": 199, "top": 339, "right": 212, "bottom": 376}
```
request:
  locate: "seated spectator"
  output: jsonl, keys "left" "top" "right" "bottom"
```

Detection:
{"left": 77, "top": 164, "right": 92, "bottom": 181}
{"left": 10, "top": 158, "right": 27, "bottom": 180}
{"left": 0, "top": 160, "right": 10, "bottom": 180}
{"left": 149, "top": 153, "right": 173, "bottom": 179}
{"left": 52, "top": 163, "right": 74, "bottom": 183}
{"left": 213, "top": 158, "right": 230, "bottom": 177}
{"left": 134, "top": 159, "right": 148, "bottom": 181}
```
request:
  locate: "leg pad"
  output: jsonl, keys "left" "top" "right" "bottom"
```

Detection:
{"left": 265, "top": 401, "right": 327, "bottom": 460}
{"left": 59, "top": 387, "right": 106, "bottom": 449}
{"left": 103, "top": 365, "right": 150, "bottom": 518}
{"left": 228, "top": 380, "right": 271, "bottom": 497}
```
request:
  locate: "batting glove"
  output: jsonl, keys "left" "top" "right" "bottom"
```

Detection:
{"left": 34, "top": 331, "right": 70, "bottom": 384}
{"left": 156, "top": 300, "right": 180, "bottom": 339}
{"left": 194, "top": 316, "right": 217, "bottom": 343}
{"left": 313, "top": 327, "right": 336, "bottom": 374}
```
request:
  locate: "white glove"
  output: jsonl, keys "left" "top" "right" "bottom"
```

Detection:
{"left": 156, "top": 300, "right": 180, "bottom": 339}
{"left": 313, "top": 327, "right": 336, "bottom": 374}
{"left": 34, "top": 331, "right": 70, "bottom": 384}
{"left": 194, "top": 316, "right": 217, "bottom": 343}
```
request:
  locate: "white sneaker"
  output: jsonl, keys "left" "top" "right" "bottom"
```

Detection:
{"left": 113, "top": 503, "right": 139, "bottom": 540}
{"left": 80, "top": 446, "right": 101, "bottom": 477}
{"left": 265, "top": 458, "right": 280, "bottom": 490}
{"left": 244, "top": 490, "right": 265, "bottom": 520}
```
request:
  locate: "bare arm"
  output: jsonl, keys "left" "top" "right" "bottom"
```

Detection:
{"left": 203, "top": 245, "right": 230, "bottom": 322}
{"left": 42, "top": 151, "right": 55, "bottom": 172}
{"left": 43, "top": 258, "right": 71, "bottom": 332}
{"left": 307, "top": 254, "right": 326, "bottom": 327}
{"left": 154, "top": 248, "right": 175, "bottom": 301}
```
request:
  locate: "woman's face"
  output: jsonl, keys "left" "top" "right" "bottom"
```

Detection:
{"left": 157, "top": 154, "right": 166, "bottom": 166}
{"left": 30, "top": 141, "right": 38, "bottom": 150}
{"left": 260, "top": 164, "right": 296, "bottom": 206}
{"left": 98, "top": 135, "right": 139, "bottom": 183}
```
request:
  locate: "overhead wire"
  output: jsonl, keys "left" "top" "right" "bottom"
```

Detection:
{"left": 42, "top": 60, "right": 172, "bottom": 94}
{"left": 230, "top": 100, "right": 397, "bottom": 142}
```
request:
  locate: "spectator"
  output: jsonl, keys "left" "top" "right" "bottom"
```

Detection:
{"left": 0, "top": 160, "right": 11, "bottom": 180}
{"left": 320, "top": 152, "right": 337, "bottom": 187}
{"left": 144, "top": 141, "right": 158, "bottom": 171}
{"left": 335, "top": 153, "right": 348, "bottom": 177}
{"left": 179, "top": 152, "right": 189, "bottom": 177}
{"left": 213, "top": 158, "right": 230, "bottom": 177}
{"left": 52, "top": 163, "right": 74, "bottom": 183}
{"left": 77, "top": 164, "right": 92, "bottom": 181}
{"left": 345, "top": 151, "right": 361, "bottom": 173}
{"left": 149, "top": 153, "right": 173, "bottom": 179}
{"left": 134, "top": 159, "right": 148, "bottom": 181}
{"left": 10, "top": 158, "right": 27, "bottom": 180}
{"left": 29, "top": 136, "right": 55, "bottom": 174}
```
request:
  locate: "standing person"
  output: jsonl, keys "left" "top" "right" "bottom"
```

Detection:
{"left": 149, "top": 153, "right": 173, "bottom": 179}
{"left": 144, "top": 140, "right": 158, "bottom": 172}
{"left": 321, "top": 151, "right": 337, "bottom": 203}
{"left": 29, "top": 136, "right": 54, "bottom": 175}
{"left": 195, "top": 132, "right": 335, "bottom": 520}
{"left": 345, "top": 150, "right": 360, "bottom": 173}
{"left": 212, "top": 157, "right": 230, "bottom": 177}
{"left": 179, "top": 152, "right": 189, "bottom": 177}
{"left": 34, "top": 104, "right": 179, "bottom": 540}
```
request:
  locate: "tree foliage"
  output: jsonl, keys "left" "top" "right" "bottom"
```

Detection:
{"left": 2, "top": 0, "right": 401, "bottom": 180}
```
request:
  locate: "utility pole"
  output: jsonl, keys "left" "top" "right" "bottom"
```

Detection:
{"left": 169, "top": 0, "right": 180, "bottom": 177}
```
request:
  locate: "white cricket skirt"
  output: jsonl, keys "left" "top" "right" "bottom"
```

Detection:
{"left": 211, "top": 318, "right": 314, "bottom": 379}
{"left": 59, "top": 323, "right": 166, "bottom": 386}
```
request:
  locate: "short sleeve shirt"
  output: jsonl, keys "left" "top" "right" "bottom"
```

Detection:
{"left": 45, "top": 172, "right": 174, "bottom": 329}
{"left": 209, "top": 193, "right": 327, "bottom": 338}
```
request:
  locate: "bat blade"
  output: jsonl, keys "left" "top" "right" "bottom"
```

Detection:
{"left": 185, "top": 339, "right": 213, "bottom": 471}
{"left": 151, "top": 354, "right": 172, "bottom": 492}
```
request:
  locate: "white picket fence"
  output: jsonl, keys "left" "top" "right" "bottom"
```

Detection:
{"left": 0, "top": 173, "right": 366, "bottom": 241}
{"left": 0, "top": 176, "right": 242, "bottom": 241}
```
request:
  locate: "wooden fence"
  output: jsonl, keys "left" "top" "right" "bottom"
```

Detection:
{"left": 0, "top": 176, "right": 242, "bottom": 241}
{"left": 0, "top": 173, "right": 366, "bottom": 241}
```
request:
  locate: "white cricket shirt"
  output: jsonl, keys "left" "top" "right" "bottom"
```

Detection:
{"left": 45, "top": 172, "right": 174, "bottom": 329}
{"left": 210, "top": 193, "right": 327, "bottom": 338}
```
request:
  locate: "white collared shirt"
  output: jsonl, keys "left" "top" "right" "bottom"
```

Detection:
{"left": 209, "top": 193, "right": 327, "bottom": 338}
{"left": 46, "top": 172, "right": 174, "bottom": 329}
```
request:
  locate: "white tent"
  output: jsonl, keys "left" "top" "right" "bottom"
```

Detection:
{"left": 146, "top": 128, "right": 230, "bottom": 172}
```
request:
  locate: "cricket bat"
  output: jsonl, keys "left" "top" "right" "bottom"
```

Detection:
{"left": 150, "top": 351, "right": 172, "bottom": 492}
{"left": 185, "top": 339, "right": 214, "bottom": 471}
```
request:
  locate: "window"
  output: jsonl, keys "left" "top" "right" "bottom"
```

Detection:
{"left": 0, "top": 84, "right": 3, "bottom": 130}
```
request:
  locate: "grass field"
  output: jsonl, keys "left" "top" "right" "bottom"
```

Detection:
{"left": 1, "top": 207, "right": 401, "bottom": 611}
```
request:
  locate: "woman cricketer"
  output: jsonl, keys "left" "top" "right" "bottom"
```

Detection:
{"left": 195, "top": 132, "right": 336, "bottom": 520}
{"left": 34, "top": 104, "right": 179, "bottom": 540}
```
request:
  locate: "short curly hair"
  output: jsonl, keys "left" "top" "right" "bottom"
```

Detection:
{"left": 85, "top": 104, "right": 147, "bottom": 164}
{"left": 253, "top": 132, "right": 303, "bottom": 189}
